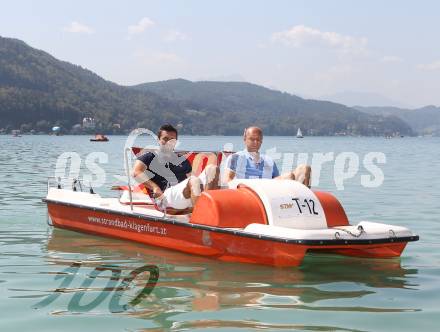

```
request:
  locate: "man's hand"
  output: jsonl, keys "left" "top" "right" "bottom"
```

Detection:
{"left": 223, "top": 169, "right": 236, "bottom": 184}
{"left": 152, "top": 188, "right": 163, "bottom": 199}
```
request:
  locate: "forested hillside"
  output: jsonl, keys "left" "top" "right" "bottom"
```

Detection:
{"left": 0, "top": 36, "right": 414, "bottom": 136}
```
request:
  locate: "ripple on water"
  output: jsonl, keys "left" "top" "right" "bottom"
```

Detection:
{"left": 0, "top": 135, "right": 439, "bottom": 331}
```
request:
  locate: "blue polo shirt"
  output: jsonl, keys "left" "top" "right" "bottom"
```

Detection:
{"left": 226, "top": 150, "right": 279, "bottom": 179}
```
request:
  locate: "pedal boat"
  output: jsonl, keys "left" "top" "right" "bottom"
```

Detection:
{"left": 43, "top": 151, "right": 418, "bottom": 267}
{"left": 90, "top": 134, "right": 109, "bottom": 142}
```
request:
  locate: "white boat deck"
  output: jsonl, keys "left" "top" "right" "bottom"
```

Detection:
{"left": 46, "top": 188, "right": 415, "bottom": 241}
{"left": 46, "top": 188, "right": 190, "bottom": 222}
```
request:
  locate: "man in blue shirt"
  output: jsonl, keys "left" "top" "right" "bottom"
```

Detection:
{"left": 224, "top": 127, "right": 311, "bottom": 186}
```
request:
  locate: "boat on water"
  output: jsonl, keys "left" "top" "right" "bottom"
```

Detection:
{"left": 43, "top": 148, "right": 418, "bottom": 267}
{"left": 90, "top": 134, "right": 109, "bottom": 142}
{"left": 297, "top": 128, "right": 303, "bottom": 138}
{"left": 12, "top": 130, "right": 21, "bottom": 137}
{"left": 52, "top": 126, "right": 61, "bottom": 136}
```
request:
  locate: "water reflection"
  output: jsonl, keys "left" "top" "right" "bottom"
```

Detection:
{"left": 163, "top": 320, "right": 370, "bottom": 332}
{"left": 43, "top": 228, "right": 419, "bottom": 327}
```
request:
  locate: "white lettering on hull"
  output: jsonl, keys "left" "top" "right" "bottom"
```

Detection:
{"left": 87, "top": 216, "right": 167, "bottom": 235}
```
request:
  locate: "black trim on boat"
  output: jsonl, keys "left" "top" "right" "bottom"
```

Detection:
{"left": 43, "top": 198, "right": 419, "bottom": 246}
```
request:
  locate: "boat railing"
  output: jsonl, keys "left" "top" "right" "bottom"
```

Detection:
{"left": 45, "top": 147, "right": 136, "bottom": 213}
{"left": 46, "top": 176, "right": 95, "bottom": 194}
{"left": 124, "top": 147, "right": 134, "bottom": 211}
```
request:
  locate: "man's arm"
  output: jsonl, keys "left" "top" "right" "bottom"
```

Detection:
{"left": 223, "top": 153, "right": 238, "bottom": 183}
{"left": 132, "top": 160, "right": 163, "bottom": 198}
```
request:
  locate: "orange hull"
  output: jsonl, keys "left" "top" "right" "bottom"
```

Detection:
{"left": 47, "top": 202, "right": 413, "bottom": 267}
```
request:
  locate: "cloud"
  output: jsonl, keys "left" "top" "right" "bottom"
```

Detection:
{"left": 164, "top": 30, "right": 188, "bottom": 42}
{"left": 128, "top": 17, "right": 155, "bottom": 35}
{"left": 416, "top": 60, "right": 440, "bottom": 71}
{"left": 272, "top": 25, "right": 368, "bottom": 54}
{"left": 381, "top": 55, "right": 403, "bottom": 63}
{"left": 64, "top": 21, "right": 94, "bottom": 34}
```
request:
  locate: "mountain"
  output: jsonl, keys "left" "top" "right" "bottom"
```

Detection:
{"left": 132, "top": 79, "right": 414, "bottom": 136}
{"left": 321, "top": 91, "right": 408, "bottom": 108}
{"left": 0, "top": 36, "right": 179, "bottom": 132}
{"left": 0, "top": 35, "right": 414, "bottom": 136}
{"left": 354, "top": 105, "right": 440, "bottom": 136}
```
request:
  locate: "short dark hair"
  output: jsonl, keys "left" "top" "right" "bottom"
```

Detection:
{"left": 157, "top": 123, "right": 178, "bottom": 139}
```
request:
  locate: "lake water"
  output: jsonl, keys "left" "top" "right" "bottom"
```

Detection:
{"left": 0, "top": 135, "right": 439, "bottom": 331}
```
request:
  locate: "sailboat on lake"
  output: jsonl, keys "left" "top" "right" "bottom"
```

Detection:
{"left": 296, "top": 127, "right": 303, "bottom": 138}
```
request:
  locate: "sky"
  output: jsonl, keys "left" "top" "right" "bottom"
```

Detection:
{"left": 1, "top": 0, "right": 440, "bottom": 108}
